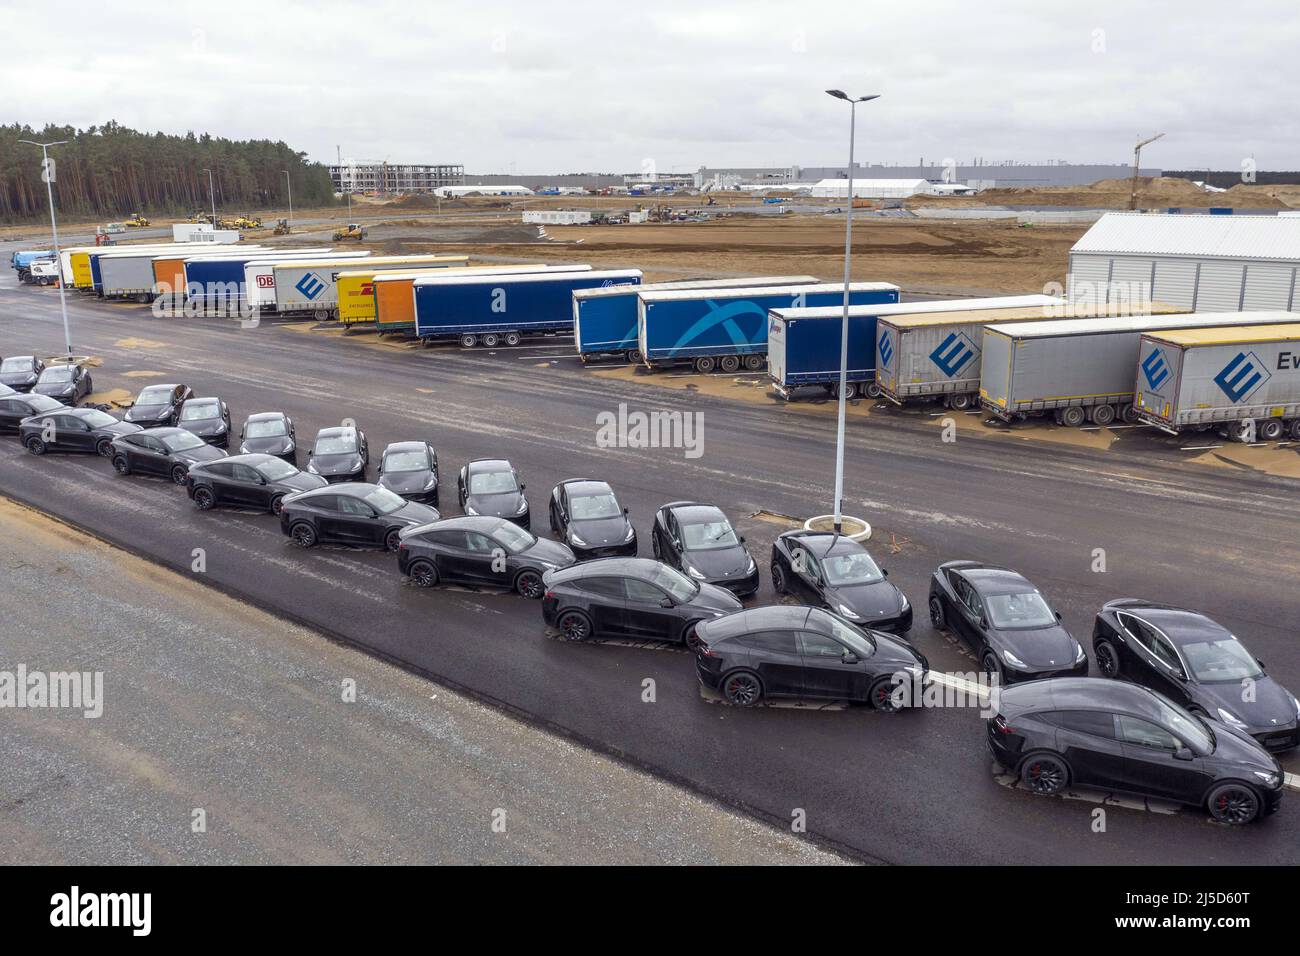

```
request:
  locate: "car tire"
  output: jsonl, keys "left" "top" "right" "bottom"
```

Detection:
{"left": 269, "top": 494, "right": 285, "bottom": 516}
{"left": 409, "top": 559, "right": 439, "bottom": 588}
{"left": 1059, "top": 406, "right": 1086, "bottom": 428}
{"left": 549, "top": 507, "right": 559, "bottom": 533}
{"left": 112, "top": 455, "right": 130, "bottom": 475}
{"left": 928, "top": 595, "right": 946, "bottom": 630}
{"left": 170, "top": 464, "right": 188, "bottom": 484}
{"left": 95, "top": 438, "right": 113, "bottom": 457}
{"left": 652, "top": 536, "right": 662, "bottom": 560}
{"left": 514, "top": 569, "right": 544, "bottom": 599}
{"left": 384, "top": 529, "right": 403, "bottom": 552}
{"left": 869, "top": 676, "right": 901, "bottom": 713}
{"left": 722, "top": 670, "right": 763, "bottom": 707}
{"left": 291, "top": 522, "right": 318, "bottom": 548}
{"left": 504, "top": 332, "right": 521, "bottom": 347}
{"left": 1019, "top": 753, "right": 1069, "bottom": 795}
{"left": 981, "top": 650, "right": 1004, "bottom": 681}
{"left": 1094, "top": 639, "right": 1121, "bottom": 678}
{"left": 682, "top": 622, "right": 704, "bottom": 650}
{"left": 557, "top": 610, "right": 592, "bottom": 642}
{"left": 193, "top": 487, "right": 215, "bottom": 510}
{"left": 25, "top": 436, "right": 46, "bottom": 455}
{"left": 771, "top": 561, "right": 788, "bottom": 594}
{"left": 1206, "top": 782, "right": 1261, "bottom": 825}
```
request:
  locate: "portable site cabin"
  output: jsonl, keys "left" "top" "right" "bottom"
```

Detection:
{"left": 1067, "top": 213, "right": 1300, "bottom": 313}
{"left": 362, "top": 265, "right": 577, "bottom": 333}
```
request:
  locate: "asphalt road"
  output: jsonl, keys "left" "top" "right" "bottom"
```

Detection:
{"left": 2, "top": 256, "right": 1298, "bottom": 864}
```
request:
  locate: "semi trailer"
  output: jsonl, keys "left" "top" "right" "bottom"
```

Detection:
{"left": 99, "top": 246, "right": 287, "bottom": 302}
{"left": 244, "top": 252, "right": 371, "bottom": 313}
{"left": 638, "top": 282, "right": 899, "bottom": 373}
{"left": 574, "top": 275, "right": 822, "bottom": 364}
{"left": 414, "top": 269, "right": 643, "bottom": 346}
{"left": 1134, "top": 322, "right": 1300, "bottom": 441}
{"left": 978, "top": 309, "right": 1287, "bottom": 427}
{"left": 274, "top": 255, "right": 469, "bottom": 319}
{"left": 366, "top": 265, "right": 583, "bottom": 334}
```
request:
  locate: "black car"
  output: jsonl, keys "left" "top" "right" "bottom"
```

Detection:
{"left": 176, "top": 397, "right": 232, "bottom": 447}
{"left": 110, "top": 426, "right": 227, "bottom": 483}
{"left": 651, "top": 501, "right": 758, "bottom": 596}
{"left": 398, "top": 515, "right": 575, "bottom": 598}
{"left": 32, "top": 363, "right": 93, "bottom": 405}
{"left": 1093, "top": 600, "right": 1300, "bottom": 752}
{"left": 987, "top": 677, "right": 1284, "bottom": 825}
{"left": 771, "top": 530, "right": 912, "bottom": 633}
{"left": 541, "top": 557, "right": 741, "bottom": 644}
{"left": 124, "top": 383, "right": 193, "bottom": 427}
{"left": 548, "top": 478, "right": 636, "bottom": 559}
{"left": 19, "top": 406, "right": 141, "bottom": 456}
{"left": 306, "top": 425, "right": 368, "bottom": 482}
{"left": 186, "top": 453, "right": 327, "bottom": 514}
{"left": 929, "top": 560, "right": 1087, "bottom": 683}
{"left": 694, "top": 605, "right": 928, "bottom": 709}
{"left": 378, "top": 441, "right": 439, "bottom": 505}
{"left": 0, "top": 355, "right": 44, "bottom": 392}
{"left": 280, "top": 482, "right": 440, "bottom": 551}
{"left": 239, "top": 411, "right": 298, "bottom": 463}
{"left": 458, "top": 458, "right": 529, "bottom": 528}
{"left": 0, "top": 392, "right": 65, "bottom": 433}
{"left": 0, "top": 382, "right": 14, "bottom": 396}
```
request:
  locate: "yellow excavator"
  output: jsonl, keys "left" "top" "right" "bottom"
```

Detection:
{"left": 333, "top": 223, "right": 366, "bottom": 241}
{"left": 125, "top": 212, "right": 150, "bottom": 227}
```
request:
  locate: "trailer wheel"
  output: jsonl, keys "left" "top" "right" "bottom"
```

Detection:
{"left": 482, "top": 333, "right": 500, "bottom": 348}
{"left": 719, "top": 355, "right": 741, "bottom": 373}
{"left": 743, "top": 354, "right": 765, "bottom": 371}
{"left": 947, "top": 393, "right": 973, "bottom": 411}
{"left": 504, "top": 332, "right": 521, "bottom": 347}
{"left": 1257, "top": 419, "right": 1284, "bottom": 442}
{"left": 625, "top": 349, "right": 643, "bottom": 364}
{"left": 1289, "top": 420, "right": 1300, "bottom": 441}
{"left": 1121, "top": 404, "right": 1141, "bottom": 425}
{"left": 831, "top": 381, "right": 858, "bottom": 400}
{"left": 1226, "top": 420, "right": 1254, "bottom": 443}
{"left": 694, "top": 356, "right": 716, "bottom": 374}
{"left": 1090, "top": 403, "right": 1116, "bottom": 426}
{"left": 863, "top": 382, "right": 882, "bottom": 399}
{"left": 459, "top": 334, "right": 478, "bottom": 348}
{"left": 1059, "top": 406, "right": 1086, "bottom": 427}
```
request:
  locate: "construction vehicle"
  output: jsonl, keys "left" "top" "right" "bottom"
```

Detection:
{"left": 188, "top": 211, "right": 213, "bottom": 224}
{"left": 233, "top": 215, "right": 263, "bottom": 229}
{"left": 124, "top": 213, "right": 151, "bottom": 227}
{"left": 333, "top": 223, "right": 366, "bottom": 241}
{"left": 272, "top": 218, "right": 291, "bottom": 236}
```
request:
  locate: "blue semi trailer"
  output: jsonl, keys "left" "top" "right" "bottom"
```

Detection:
{"left": 637, "top": 282, "right": 899, "bottom": 373}
{"left": 767, "top": 295, "right": 1062, "bottom": 401}
{"left": 572, "top": 275, "right": 822, "bottom": 364}
{"left": 415, "top": 269, "right": 643, "bottom": 346}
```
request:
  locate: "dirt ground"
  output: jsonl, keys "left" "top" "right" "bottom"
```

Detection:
{"left": 914, "top": 177, "right": 1300, "bottom": 210}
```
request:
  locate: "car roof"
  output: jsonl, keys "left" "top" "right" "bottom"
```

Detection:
{"left": 666, "top": 502, "right": 725, "bottom": 522}
{"left": 138, "top": 383, "right": 181, "bottom": 391}
{"left": 245, "top": 411, "right": 287, "bottom": 422}
{"left": 66, "top": 406, "right": 105, "bottom": 418}
{"left": 781, "top": 530, "right": 864, "bottom": 558}
{"left": 384, "top": 440, "right": 429, "bottom": 453}
{"left": 184, "top": 396, "right": 220, "bottom": 405}
{"left": 316, "top": 426, "right": 356, "bottom": 439}
{"left": 549, "top": 557, "right": 664, "bottom": 582}
{"left": 708, "top": 605, "right": 813, "bottom": 640}
{"left": 1002, "top": 677, "right": 1170, "bottom": 721}
{"left": 300, "top": 481, "right": 374, "bottom": 496}
{"left": 561, "top": 479, "right": 612, "bottom": 496}
{"left": 5, "top": 355, "right": 36, "bottom": 361}
{"left": 959, "top": 565, "right": 1034, "bottom": 593}
{"left": 1125, "top": 606, "right": 1229, "bottom": 644}
{"left": 199, "top": 452, "right": 279, "bottom": 467}
{"left": 468, "top": 457, "right": 512, "bottom": 471}
{"left": 411, "top": 515, "right": 510, "bottom": 534}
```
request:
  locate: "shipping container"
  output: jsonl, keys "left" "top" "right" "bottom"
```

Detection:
{"left": 274, "top": 255, "right": 469, "bottom": 318}
{"left": 638, "top": 283, "right": 899, "bottom": 373}
{"left": 414, "top": 269, "right": 642, "bottom": 345}
{"left": 575, "top": 276, "right": 822, "bottom": 364}
{"left": 245, "top": 251, "right": 370, "bottom": 313}
{"left": 769, "top": 295, "right": 1061, "bottom": 402}
{"left": 1134, "top": 322, "right": 1300, "bottom": 441}
{"left": 99, "top": 245, "right": 278, "bottom": 301}
{"left": 366, "top": 264, "right": 580, "bottom": 333}
{"left": 978, "top": 309, "right": 1282, "bottom": 427}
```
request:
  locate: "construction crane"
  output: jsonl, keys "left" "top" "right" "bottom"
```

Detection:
{"left": 1129, "top": 132, "right": 1165, "bottom": 210}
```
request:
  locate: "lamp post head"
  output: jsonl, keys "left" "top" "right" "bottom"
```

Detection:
{"left": 826, "top": 90, "right": 880, "bottom": 104}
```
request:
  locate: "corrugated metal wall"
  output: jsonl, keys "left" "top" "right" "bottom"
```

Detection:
{"left": 1069, "top": 253, "right": 1300, "bottom": 312}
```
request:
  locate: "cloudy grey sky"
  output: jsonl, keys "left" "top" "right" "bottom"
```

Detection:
{"left": 5, "top": 0, "right": 1298, "bottom": 174}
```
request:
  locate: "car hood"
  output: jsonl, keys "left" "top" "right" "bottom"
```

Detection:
{"left": 33, "top": 382, "right": 75, "bottom": 396}
{"left": 179, "top": 419, "right": 227, "bottom": 437}
{"left": 467, "top": 491, "right": 526, "bottom": 517}
{"left": 1204, "top": 717, "right": 1281, "bottom": 769}
{"left": 242, "top": 436, "right": 294, "bottom": 456}
{"left": 998, "top": 623, "right": 1079, "bottom": 669}
{"left": 1197, "top": 677, "right": 1297, "bottom": 731}
{"left": 569, "top": 515, "right": 630, "bottom": 546}
{"left": 102, "top": 421, "right": 143, "bottom": 437}
{"left": 175, "top": 444, "right": 227, "bottom": 465}
{"left": 685, "top": 582, "right": 744, "bottom": 613}
{"left": 870, "top": 630, "right": 925, "bottom": 671}
{"left": 831, "top": 579, "right": 906, "bottom": 623}
{"left": 379, "top": 471, "right": 436, "bottom": 495}
{"left": 0, "top": 372, "right": 37, "bottom": 387}
{"left": 392, "top": 501, "right": 441, "bottom": 524}
{"left": 523, "top": 537, "right": 576, "bottom": 567}
{"left": 684, "top": 545, "right": 752, "bottom": 580}
{"left": 311, "top": 453, "right": 363, "bottom": 475}
{"left": 125, "top": 403, "right": 171, "bottom": 422}
{"left": 275, "top": 472, "right": 329, "bottom": 493}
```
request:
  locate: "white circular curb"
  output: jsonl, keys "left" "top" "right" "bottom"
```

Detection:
{"left": 803, "top": 514, "right": 872, "bottom": 542}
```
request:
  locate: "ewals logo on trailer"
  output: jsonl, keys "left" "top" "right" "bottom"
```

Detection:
{"left": 877, "top": 330, "right": 895, "bottom": 368}
{"left": 929, "top": 332, "right": 978, "bottom": 378}
{"left": 1214, "top": 351, "right": 1271, "bottom": 403}
{"left": 294, "top": 272, "right": 327, "bottom": 300}
{"left": 1141, "top": 347, "right": 1170, "bottom": 391}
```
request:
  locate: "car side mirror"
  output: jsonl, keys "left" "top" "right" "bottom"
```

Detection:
{"left": 841, "top": 652, "right": 859, "bottom": 664}
{"left": 307, "top": 449, "right": 313, "bottom": 456}
{"left": 980, "top": 615, "right": 989, "bottom": 629}
{"left": 738, "top": 535, "right": 746, "bottom": 544}
{"left": 659, "top": 598, "right": 673, "bottom": 608}
{"left": 622, "top": 507, "right": 629, "bottom": 516}
{"left": 1257, "top": 658, "right": 1266, "bottom": 669}
{"left": 881, "top": 568, "right": 889, "bottom": 577}
{"left": 1173, "top": 746, "right": 1193, "bottom": 762}
{"left": 1055, "top": 611, "right": 1062, "bottom": 621}
{"left": 520, "top": 483, "right": 526, "bottom": 491}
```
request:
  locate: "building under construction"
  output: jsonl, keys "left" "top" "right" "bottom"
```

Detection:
{"left": 329, "top": 162, "right": 465, "bottom": 194}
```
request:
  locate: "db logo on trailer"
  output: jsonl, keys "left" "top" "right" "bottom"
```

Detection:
{"left": 878, "top": 331, "right": 895, "bottom": 368}
{"left": 1214, "top": 351, "right": 1271, "bottom": 403}
{"left": 1141, "top": 347, "right": 1170, "bottom": 391}
{"left": 928, "top": 332, "right": 978, "bottom": 378}
{"left": 256, "top": 274, "right": 275, "bottom": 289}
{"left": 295, "top": 273, "right": 327, "bottom": 300}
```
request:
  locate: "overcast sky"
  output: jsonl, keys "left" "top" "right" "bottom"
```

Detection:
{"left": 5, "top": 0, "right": 1297, "bottom": 175}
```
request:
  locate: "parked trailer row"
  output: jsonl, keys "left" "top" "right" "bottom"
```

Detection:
{"left": 573, "top": 276, "right": 822, "bottom": 365}
{"left": 979, "top": 310, "right": 1291, "bottom": 427}
{"left": 639, "top": 283, "right": 900, "bottom": 373}
{"left": 769, "top": 295, "right": 1062, "bottom": 402}
{"left": 100, "top": 247, "right": 331, "bottom": 302}
{"left": 273, "top": 255, "right": 470, "bottom": 319}
{"left": 1135, "top": 323, "right": 1300, "bottom": 441}
{"left": 245, "top": 252, "right": 373, "bottom": 313}
{"left": 414, "top": 269, "right": 643, "bottom": 346}
{"left": 368, "top": 265, "right": 589, "bottom": 335}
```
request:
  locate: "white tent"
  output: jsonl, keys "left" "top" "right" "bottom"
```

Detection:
{"left": 810, "top": 178, "right": 930, "bottom": 199}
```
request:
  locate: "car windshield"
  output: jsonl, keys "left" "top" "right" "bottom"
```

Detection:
{"left": 256, "top": 459, "right": 298, "bottom": 482}
{"left": 1182, "top": 636, "right": 1264, "bottom": 683}
{"left": 1, "top": 357, "right": 32, "bottom": 372}
{"left": 823, "top": 612, "right": 877, "bottom": 658}
{"left": 79, "top": 410, "right": 117, "bottom": 428}
{"left": 315, "top": 435, "right": 357, "bottom": 455}
{"left": 40, "top": 367, "right": 74, "bottom": 382}
{"left": 681, "top": 518, "right": 737, "bottom": 551}
{"left": 493, "top": 522, "right": 537, "bottom": 554}
{"left": 469, "top": 470, "right": 517, "bottom": 495}
{"left": 136, "top": 387, "right": 173, "bottom": 405}
{"left": 648, "top": 563, "right": 699, "bottom": 602}
{"left": 180, "top": 403, "right": 219, "bottom": 421}
{"left": 384, "top": 450, "right": 429, "bottom": 472}
{"left": 25, "top": 395, "right": 63, "bottom": 413}
{"left": 570, "top": 492, "right": 620, "bottom": 520}
{"left": 822, "top": 551, "right": 884, "bottom": 586}
{"left": 245, "top": 419, "right": 287, "bottom": 438}
{"left": 985, "top": 590, "right": 1056, "bottom": 629}
{"left": 160, "top": 431, "right": 206, "bottom": 452}
{"left": 362, "top": 486, "right": 407, "bottom": 515}
{"left": 1149, "top": 690, "right": 1215, "bottom": 753}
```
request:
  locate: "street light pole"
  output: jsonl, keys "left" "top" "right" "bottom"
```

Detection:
{"left": 282, "top": 170, "right": 293, "bottom": 228}
{"left": 201, "top": 168, "right": 216, "bottom": 223}
{"left": 825, "top": 90, "right": 880, "bottom": 533}
{"left": 19, "top": 139, "right": 73, "bottom": 357}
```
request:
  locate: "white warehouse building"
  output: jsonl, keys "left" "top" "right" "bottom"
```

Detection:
{"left": 433, "top": 184, "right": 534, "bottom": 198}
{"left": 810, "top": 178, "right": 931, "bottom": 199}
{"left": 1068, "top": 213, "right": 1300, "bottom": 312}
